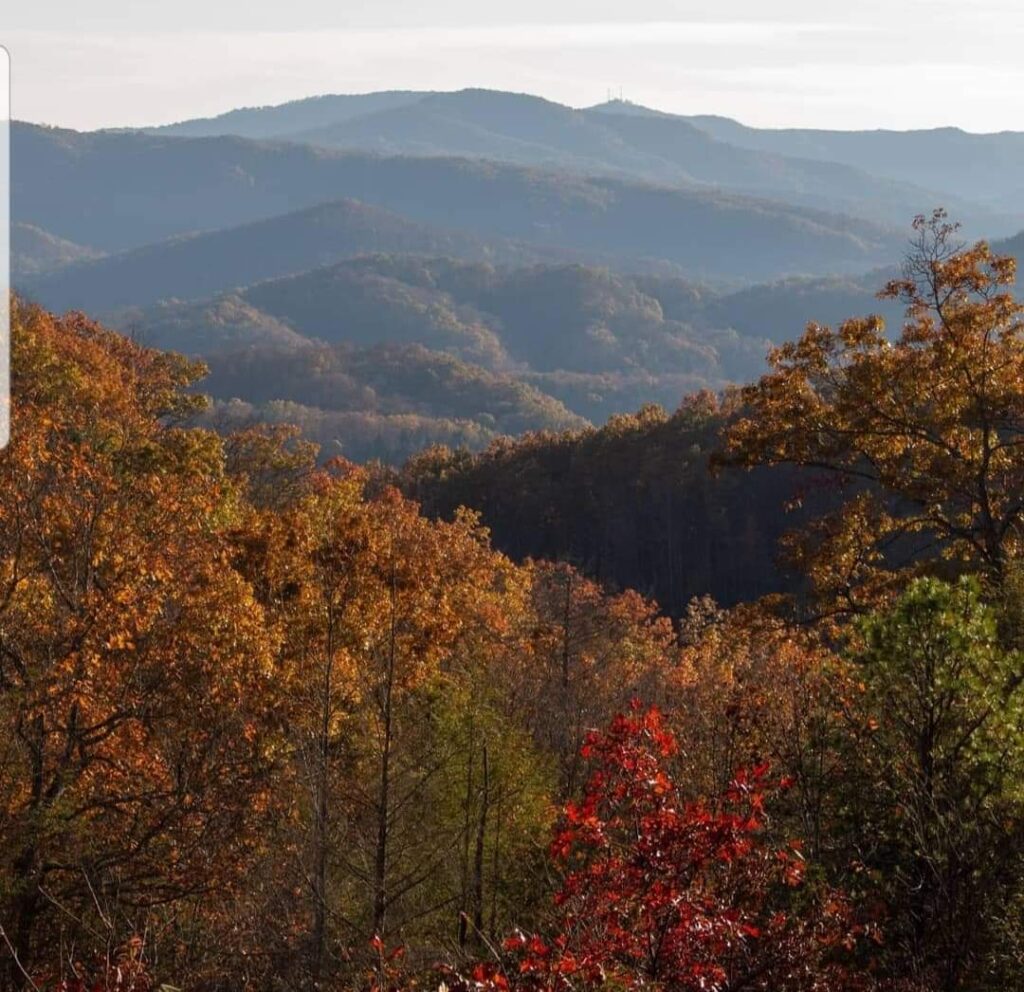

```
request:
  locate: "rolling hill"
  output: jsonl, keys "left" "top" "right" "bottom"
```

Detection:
{"left": 105, "top": 253, "right": 912, "bottom": 431}
{"left": 123, "top": 88, "right": 1022, "bottom": 235}
{"left": 13, "top": 121, "right": 907, "bottom": 288}
{"left": 667, "top": 109, "right": 1024, "bottom": 218}
{"left": 194, "top": 339, "right": 588, "bottom": 464}
{"left": 11, "top": 222, "right": 105, "bottom": 278}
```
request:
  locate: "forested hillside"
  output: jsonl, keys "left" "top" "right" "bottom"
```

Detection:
{"left": 147, "top": 89, "right": 1024, "bottom": 234}
{"left": 13, "top": 122, "right": 902, "bottom": 280}
{"left": 10, "top": 222, "right": 105, "bottom": 278}
{"left": 398, "top": 398, "right": 813, "bottom": 611}
{"left": 198, "top": 342, "right": 588, "bottom": 463}
{"left": 401, "top": 223, "right": 1024, "bottom": 610}
{"left": 43, "top": 256, "right": 909, "bottom": 459}
{"left": 5, "top": 219, "right": 1024, "bottom": 991}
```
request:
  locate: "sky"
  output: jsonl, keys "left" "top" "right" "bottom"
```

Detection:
{"left": 3, "top": 0, "right": 1024, "bottom": 132}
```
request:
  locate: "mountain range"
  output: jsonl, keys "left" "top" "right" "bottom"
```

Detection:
{"left": 12, "top": 88, "right": 1024, "bottom": 462}
{"left": 14, "top": 120, "right": 901, "bottom": 285}
{"left": 146, "top": 89, "right": 1024, "bottom": 232}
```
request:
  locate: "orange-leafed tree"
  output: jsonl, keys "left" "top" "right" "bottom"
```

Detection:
{"left": 0, "top": 303, "right": 285, "bottom": 981}
{"left": 234, "top": 457, "right": 551, "bottom": 975}
{"left": 336, "top": 490, "right": 526, "bottom": 945}
{"left": 670, "top": 601, "right": 849, "bottom": 865}
{"left": 722, "top": 212, "right": 1024, "bottom": 610}
{"left": 516, "top": 561, "right": 677, "bottom": 798}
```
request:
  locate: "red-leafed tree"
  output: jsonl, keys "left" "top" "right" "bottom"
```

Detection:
{"left": 489, "top": 707, "right": 871, "bottom": 992}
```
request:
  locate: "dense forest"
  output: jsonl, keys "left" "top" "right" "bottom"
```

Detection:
{"left": 21, "top": 251, "right": 911, "bottom": 462}
{"left": 398, "top": 397, "right": 814, "bottom": 611}
{"left": 4, "top": 214, "right": 1024, "bottom": 992}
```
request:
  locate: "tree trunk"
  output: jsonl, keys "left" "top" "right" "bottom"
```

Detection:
{"left": 372, "top": 576, "right": 398, "bottom": 939}
{"left": 471, "top": 744, "right": 489, "bottom": 940}
{"left": 310, "top": 607, "right": 336, "bottom": 982}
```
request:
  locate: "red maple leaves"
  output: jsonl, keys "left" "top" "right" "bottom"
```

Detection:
{"left": 488, "top": 706, "right": 867, "bottom": 991}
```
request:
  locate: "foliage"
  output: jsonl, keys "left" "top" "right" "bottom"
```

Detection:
{"left": 838, "top": 577, "right": 1024, "bottom": 990}
{"left": 0, "top": 302, "right": 286, "bottom": 983}
{"left": 6, "top": 209, "right": 1024, "bottom": 992}
{"left": 0, "top": 301, "right": 685, "bottom": 985}
{"left": 723, "top": 212, "right": 1024, "bottom": 610}
{"left": 401, "top": 395, "right": 817, "bottom": 613}
{"left": 480, "top": 708, "right": 867, "bottom": 992}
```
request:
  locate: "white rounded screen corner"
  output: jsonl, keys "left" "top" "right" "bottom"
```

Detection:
{"left": 0, "top": 44, "right": 8, "bottom": 449}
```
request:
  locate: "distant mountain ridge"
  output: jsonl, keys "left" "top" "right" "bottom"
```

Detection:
{"left": 131, "top": 88, "right": 1024, "bottom": 235}
{"left": 14, "top": 88, "right": 1024, "bottom": 465}
{"left": 143, "top": 91, "right": 430, "bottom": 140}
{"left": 15, "top": 122, "right": 905, "bottom": 299}
{"left": 285, "top": 90, "right": 989, "bottom": 229}
{"left": 670, "top": 113, "right": 1024, "bottom": 216}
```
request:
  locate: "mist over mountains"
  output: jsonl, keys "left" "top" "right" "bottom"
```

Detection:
{"left": 12, "top": 87, "right": 1024, "bottom": 462}
{"left": 146, "top": 89, "right": 1024, "bottom": 230}
{"left": 13, "top": 120, "right": 900, "bottom": 281}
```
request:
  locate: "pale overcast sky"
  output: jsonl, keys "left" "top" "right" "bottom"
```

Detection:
{"left": 3, "top": 0, "right": 1023, "bottom": 132}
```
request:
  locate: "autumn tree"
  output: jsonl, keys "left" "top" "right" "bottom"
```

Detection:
{"left": 489, "top": 707, "right": 866, "bottom": 992}
{"left": 223, "top": 456, "right": 365, "bottom": 984}
{"left": 229, "top": 452, "right": 556, "bottom": 981}
{"left": 517, "top": 561, "right": 676, "bottom": 797}
{"left": 0, "top": 303, "right": 286, "bottom": 985}
{"left": 670, "top": 602, "right": 850, "bottom": 866}
{"left": 722, "top": 212, "right": 1024, "bottom": 609}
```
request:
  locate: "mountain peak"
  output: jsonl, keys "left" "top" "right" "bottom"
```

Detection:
{"left": 585, "top": 98, "right": 670, "bottom": 119}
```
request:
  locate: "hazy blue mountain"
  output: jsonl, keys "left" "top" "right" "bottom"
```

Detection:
{"left": 19, "top": 198, "right": 543, "bottom": 314}
{"left": 580, "top": 109, "right": 977, "bottom": 229}
{"left": 143, "top": 91, "right": 430, "bottom": 139}
{"left": 18, "top": 87, "right": 1023, "bottom": 468}
{"left": 34, "top": 246, "right": 918, "bottom": 414}
{"left": 102, "top": 247, "right": 932, "bottom": 437}
{"left": 236, "top": 256, "right": 768, "bottom": 380}
{"left": 131, "top": 88, "right": 1018, "bottom": 233}
{"left": 663, "top": 111, "right": 1024, "bottom": 218}
{"left": 291, "top": 90, "right": 679, "bottom": 173}
{"left": 287, "top": 89, "right": 977, "bottom": 228}
{"left": 117, "top": 252, "right": 898, "bottom": 407}
{"left": 112, "top": 254, "right": 766, "bottom": 381}
{"left": 100, "top": 255, "right": 763, "bottom": 434}
{"left": 14, "top": 122, "right": 904, "bottom": 277}
{"left": 14, "top": 123, "right": 906, "bottom": 296}
{"left": 11, "top": 222, "right": 105, "bottom": 278}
